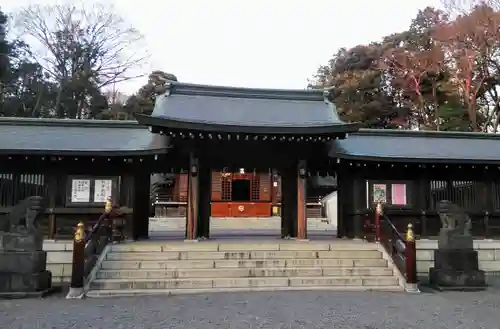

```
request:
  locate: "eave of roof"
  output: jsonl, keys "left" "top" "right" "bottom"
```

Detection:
{"left": 137, "top": 81, "right": 359, "bottom": 136}
{"left": 329, "top": 128, "right": 500, "bottom": 164}
{"left": 0, "top": 117, "right": 169, "bottom": 156}
{"left": 136, "top": 113, "right": 359, "bottom": 135}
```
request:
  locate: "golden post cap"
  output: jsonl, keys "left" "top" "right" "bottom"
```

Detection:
{"left": 74, "top": 222, "right": 85, "bottom": 241}
{"left": 105, "top": 198, "right": 112, "bottom": 213}
{"left": 406, "top": 223, "right": 415, "bottom": 242}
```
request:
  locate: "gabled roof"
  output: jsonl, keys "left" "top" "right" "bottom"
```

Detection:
{"left": 0, "top": 117, "right": 168, "bottom": 156}
{"left": 135, "top": 82, "right": 359, "bottom": 136}
{"left": 329, "top": 129, "right": 500, "bottom": 164}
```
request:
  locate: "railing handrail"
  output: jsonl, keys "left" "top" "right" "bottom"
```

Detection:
{"left": 68, "top": 200, "right": 116, "bottom": 298}
{"left": 373, "top": 203, "right": 417, "bottom": 290}
{"left": 84, "top": 211, "right": 108, "bottom": 244}
{"left": 381, "top": 213, "right": 405, "bottom": 242}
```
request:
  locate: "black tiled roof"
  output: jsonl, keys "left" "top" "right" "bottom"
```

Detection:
{"left": 329, "top": 129, "right": 500, "bottom": 164}
{"left": 0, "top": 117, "right": 168, "bottom": 156}
{"left": 135, "top": 82, "right": 359, "bottom": 135}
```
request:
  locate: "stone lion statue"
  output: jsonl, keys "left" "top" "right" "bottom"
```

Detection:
{"left": 437, "top": 200, "right": 471, "bottom": 236}
{"left": 0, "top": 196, "right": 45, "bottom": 234}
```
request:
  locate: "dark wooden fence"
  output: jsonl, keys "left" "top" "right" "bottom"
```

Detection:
{"left": 0, "top": 172, "right": 135, "bottom": 239}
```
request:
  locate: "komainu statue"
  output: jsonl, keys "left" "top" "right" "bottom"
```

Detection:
{"left": 0, "top": 196, "right": 52, "bottom": 295}
{"left": 437, "top": 200, "right": 471, "bottom": 236}
{"left": 429, "top": 200, "right": 486, "bottom": 290}
{"left": 0, "top": 196, "right": 45, "bottom": 234}
{"left": 436, "top": 200, "right": 472, "bottom": 249}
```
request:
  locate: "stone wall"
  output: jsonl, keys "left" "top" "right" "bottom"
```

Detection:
{"left": 417, "top": 240, "right": 500, "bottom": 282}
{"left": 43, "top": 240, "right": 73, "bottom": 285}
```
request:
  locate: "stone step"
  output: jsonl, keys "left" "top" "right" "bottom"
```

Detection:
{"left": 96, "top": 267, "right": 394, "bottom": 279}
{"left": 110, "top": 241, "right": 379, "bottom": 253}
{"left": 100, "top": 258, "right": 388, "bottom": 270}
{"left": 86, "top": 285, "right": 403, "bottom": 297}
{"left": 150, "top": 223, "right": 333, "bottom": 230}
{"left": 91, "top": 276, "right": 400, "bottom": 290}
{"left": 105, "top": 250, "right": 383, "bottom": 261}
{"left": 150, "top": 218, "right": 331, "bottom": 228}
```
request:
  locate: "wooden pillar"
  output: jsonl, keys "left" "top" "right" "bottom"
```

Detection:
{"left": 271, "top": 170, "right": 278, "bottom": 215}
{"left": 417, "top": 173, "right": 430, "bottom": 237}
{"left": 197, "top": 159, "right": 211, "bottom": 239}
{"left": 336, "top": 168, "right": 347, "bottom": 238}
{"left": 297, "top": 160, "right": 307, "bottom": 240}
{"left": 46, "top": 173, "right": 58, "bottom": 239}
{"left": 281, "top": 166, "right": 298, "bottom": 238}
{"left": 132, "top": 172, "right": 150, "bottom": 240}
{"left": 352, "top": 175, "right": 363, "bottom": 239}
{"left": 280, "top": 168, "right": 291, "bottom": 238}
{"left": 185, "top": 153, "right": 199, "bottom": 240}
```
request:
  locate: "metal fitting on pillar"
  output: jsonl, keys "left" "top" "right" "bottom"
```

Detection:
{"left": 298, "top": 160, "right": 306, "bottom": 178}
{"left": 105, "top": 198, "right": 112, "bottom": 214}
{"left": 406, "top": 223, "right": 415, "bottom": 242}
{"left": 74, "top": 222, "right": 85, "bottom": 242}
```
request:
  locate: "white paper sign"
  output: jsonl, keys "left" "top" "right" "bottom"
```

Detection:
{"left": 71, "top": 179, "right": 91, "bottom": 203}
{"left": 94, "top": 179, "right": 113, "bottom": 203}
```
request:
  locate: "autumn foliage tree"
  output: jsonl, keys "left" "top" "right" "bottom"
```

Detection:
{"left": 312, "top": 3, "right": 500, "bottom": 132}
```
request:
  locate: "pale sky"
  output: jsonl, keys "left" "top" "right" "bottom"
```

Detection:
{"left": 2, "top": 0, "right": 442, "bottom": 95}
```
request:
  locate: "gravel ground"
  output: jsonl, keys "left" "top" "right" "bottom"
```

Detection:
{"left": 1, "top": 289, "right": 499, "bottom": 329}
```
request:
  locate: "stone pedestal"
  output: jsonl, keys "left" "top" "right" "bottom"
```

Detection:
{"left": 0, "top": 232, "right": 53, "bottom": 298}
{"left": 429, "top": 249, "right": 487, "bottom": 291}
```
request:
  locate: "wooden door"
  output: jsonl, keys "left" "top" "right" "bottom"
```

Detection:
{"left": 250, "top": 174, "right": 260, "bottom": 201}
{"left": 177, "top": 173, "right": 188, "bottom": 202}
{"left": 221, "top": 175, "right": 231, "bottom": 200}
{"left": 259, "top": 172, "right": 271, "bottom": 201}
{"left": 211, "top": 171, "right": 222, "bottom": 201}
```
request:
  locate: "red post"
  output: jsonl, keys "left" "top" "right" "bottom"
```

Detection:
{"left": 67, "top": 222, "right": 85, "bottom": 298}
{"left": 375, "top": 203, "right": 382, "bottom": 241}
{"left": 405, "top": 223, "right": 417, "bottom": 284}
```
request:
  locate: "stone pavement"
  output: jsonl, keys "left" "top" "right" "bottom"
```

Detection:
{"left": 1, "top": 289, "right": 499, "bottom": 329}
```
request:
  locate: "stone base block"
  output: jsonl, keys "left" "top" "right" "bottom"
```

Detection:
{"left": 437, "top": 231, "right": 473, "bottom": 250}
{"left": 0, "top": 232, "right": 43, "bottom": 251}
{"left": 0, "top": 251, "right": 47, "bottom": 273}
{"left": 434, "top": 249, "right": 479, "bottom": 271}
{"left": 0, "top": 286, "right": 61, "bottom": 299}
{"left": 429, "top": 268, "right": 487, "bottom": 290}
{"left": 0, "top": 271, "right": 52, "bottom": 293}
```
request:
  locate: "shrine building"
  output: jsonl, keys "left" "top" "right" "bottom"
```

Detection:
{"left": 1, "top": 81, "right": 500, "bottom": 240}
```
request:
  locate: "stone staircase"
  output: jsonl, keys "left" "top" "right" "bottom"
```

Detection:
{"left": 85, "top": 240, "right": 404, "bottom": 297}
{"left": 149, "top": 217, "right": 334, "bottom": 232}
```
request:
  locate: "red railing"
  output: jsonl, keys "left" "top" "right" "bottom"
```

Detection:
{"left": 371, "top": 203, "right": 417, "bottom": 286}
{"left": 67, "top": 200, "right": 122, "bottom": 298}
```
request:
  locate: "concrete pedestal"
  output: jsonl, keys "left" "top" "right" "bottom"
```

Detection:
{"left": 0, "top": 232, "right": 54, "bottom": 298}
{"left": 429, "top": 249, "right": 487, "bottom": 291}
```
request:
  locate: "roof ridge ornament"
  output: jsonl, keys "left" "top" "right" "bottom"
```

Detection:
{"left": 164, "top": 81, "right": 174, "bottom": 97}
{"left": 323, "top": 88, "right": 333, "bottom": 104}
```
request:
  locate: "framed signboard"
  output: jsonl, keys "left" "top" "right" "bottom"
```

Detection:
{"left": 94, "top": 179, "right": 113, "bottom": 203}
{"left": 372, "top": 184, "right": 387, "bottom": 203}
{"left": 66, "top": 176, "right": 119, "bottom": 206}
{"left": 70, "top": 179, "right": 91, "bottom": 203}
{"left": 367, "top": 180, "right": 412, "bottom": 208}
{"left": 391, "top": 183, "right": 407, "bottom": 205}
